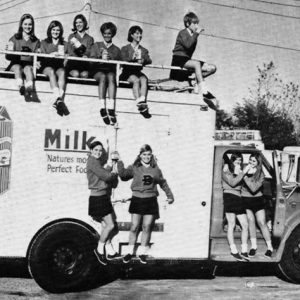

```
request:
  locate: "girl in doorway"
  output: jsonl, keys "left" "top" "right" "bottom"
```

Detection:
{"left": 90, "top": 22, "right": 121, "bottom": 126}
{"left": 39, "top": 20, "right": 70, "bottom": 116}
{"left": 68, "top": 14, "right": 94, "bottom": 78}
{"left": 86, "top": 141, "right": 120, "bottom": 265}
{"left": 222, "top": 153, "right": 250, "bottom": 261}
{"left": 117, "top": 144, "right": 174, "bottom": 264}
{"left": 120, "top": 26, "right": 152, "bottom": 119}
{"left": 6, "top": 14, "right": 40, "bottom": 101}
{"left": 242, "top": 153, "right": 273, "bottom": 258}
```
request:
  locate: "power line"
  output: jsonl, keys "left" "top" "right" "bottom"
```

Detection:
{"left": 0, "top": 0, "right": 28, "bottom": 12}
{"left": 0, "top": 0, "right": 22, "bottom": 8}
{"left": 238, "top": 0, "right": 300, "bottom": 8}
{"left": 192, "top": 0, "right": 300, "bottom": 20}
{"left": 92, "top": 9, "right": 300, "bottom": 53}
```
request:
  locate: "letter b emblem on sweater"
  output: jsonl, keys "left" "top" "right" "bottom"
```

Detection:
{"left": 142, "top": 175, "right": 153, "bottom": 185}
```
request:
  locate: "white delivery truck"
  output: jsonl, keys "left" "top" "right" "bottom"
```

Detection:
{"left": 0, "top": 54, "right": 300, "bottom": 293}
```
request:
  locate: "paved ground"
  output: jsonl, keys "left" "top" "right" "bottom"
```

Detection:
{"left": 0, "top": 259, "right": 300, "bottom": 299}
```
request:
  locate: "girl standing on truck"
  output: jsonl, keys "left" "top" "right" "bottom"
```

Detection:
{"left": 120, "top": 25, "right": 152, "bottom": 119}
{"left": 67, "top": 14, "right": 94, "bottom": 78}
{"left": 242, "top": 153, "right": 273, "bottom": 258}
{"left": 222, "top": 153, "right": 250, "bottom": 261}
{"left": 6, "top": 14, "right": 40, "bottom": 101}
{"left": 117, "top": 144, "right": 174, "bottom": 264}
{"left": 86, "top": 141, "right": 120, "bottom": 265}
{"left": 39, "top": 20, "right": 70, "bottom": 116}
{"left": 90, "top": 22, "right": 121, "bottom": 126}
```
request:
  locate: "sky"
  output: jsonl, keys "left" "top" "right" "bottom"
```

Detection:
{"left": 0, "top": 0, "right": 299, "bottom": 111}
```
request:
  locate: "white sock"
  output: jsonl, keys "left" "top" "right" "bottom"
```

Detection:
{"left": 25, "top": 80, "right": 33, "bottom": 88}
{"left": 137, "top": 95, "right": 145, "bottom": 103}
{"left": 16, "top": 78, "right": 23, "bottom": 88}
{"left": 97, "top": 241, "right": 105, "bottom": 254}
{"left": 127, "top": 244, "right": 135, "bottom": 255}
{"left": 250, "top": 238, "right": 257, "bottom": 250}
{"left": 53, "top": 87, "right": 60, "bottom": 100}
{"left": 105, "top": 242, "right": 115, "bottom": 255}
{"left": 139, "top": 246, "right": 147, "bottom": 255}
{"left": 266, "top": 240, "right": 273, "bottom": 251}
{"left": 59, "top": 88, "right": 64, "bottom": 98}
{"left": 230, "top": 244, "right": 238, "bottom": 254}
{"left": 99, "top": 99, "right": 105, "bottom": 109}
{"left": 106, "top": 98, "right": 115, "bottom": 110}
{"left": 200, "top": 81, "right": 208, "bottom": 94}
{"left": 241, "top": 244, "right": 248, "bottom": 253}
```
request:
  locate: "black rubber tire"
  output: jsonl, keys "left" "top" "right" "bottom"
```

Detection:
{"left": 27, "top": 222, "right": 99, "bottom": 293}
{"left": 278, "top": 227, "right": 300, "bottom": 283}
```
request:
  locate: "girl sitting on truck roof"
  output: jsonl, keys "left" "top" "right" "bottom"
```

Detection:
{"left": 67, "top": 14, "right": 94, "bottom": 78}
{"left": 117, "top": 144, "right": 174, "bottom": 264}
{"left": 222, "top": 152, "right": 251, "bottom": 261}
{"left": 5, "top": 14, "right": 40, "bottom": 101}
{"left": 120, "top": 26, "right": 152, "bottom": 119}
{"left": 86, "top": 141, "right": 121, "bottom": 265}
{"left": 90, "top": 22, "right": 121, "bottom": 126}
{"left": 242, "top": 153, "right": 274, "bottom": 258}
{"left": 39, "top": 20, "right": 70, "bottom": 116}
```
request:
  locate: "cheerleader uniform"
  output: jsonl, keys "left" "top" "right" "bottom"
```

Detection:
{"left": 117, "top": 161, "right": 173, "bottom": 216}
{"left": 222, "top": 170, "right": 246, "bottom": 215}
{"left": 86, "top": 155, "right": 118, "bottom": 219}
{"left": 241, "top": 172, "right": 266, "bottom": 213}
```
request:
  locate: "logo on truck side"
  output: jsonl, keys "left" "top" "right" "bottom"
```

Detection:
{"left": 0, "top": 106, "right": 12, "bottom": 195}
{"left": 44, "top": 129, "right": 96, "bottom": 152}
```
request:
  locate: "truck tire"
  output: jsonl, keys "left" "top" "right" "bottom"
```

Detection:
{"left": 278, "top": 227, "right": 300, "bottom": 283}
{"left": 27, "top": 221, "right": 98, "bottom": 293}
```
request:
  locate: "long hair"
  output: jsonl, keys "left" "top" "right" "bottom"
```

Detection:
{"left": 249, "top": 153, "right": 263, "bottom": 181}
{"left": 72, "top": 14, "right": 89, "bottom": 32}
{"left": 227, "top": 152, "right": 243, "bottom": 174}
{"left": 127, "top": 25, "right": 143, "bottom": 42}
{"left": 133, "top": 144, "right": 157, "bottom": 167}
{"left": 45, "top": 20, "right": 65, "bottom": 44}
{"left": 15, "top": 13, "right": 38, "bottom": 41}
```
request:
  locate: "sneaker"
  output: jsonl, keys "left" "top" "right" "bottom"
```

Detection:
{"left": 106, "top": 252, "right": 122, "bottom": 261}
{"left": 137, "top": 101, "right": 152, "bottom": 119}
{"left": 107, "top": 109, "right": 117, "bottom": 125}
{"left": 59, "top": 101, "right": 70, "bottom": 116}
{"left": 93, "top": 249, "right": 108, "bottom": 266}
{"left": 203, "top": 91, "right": 219, "bottom": 110}
{"left": 122, "top": 253, "right": 132, "bottom": 264}
{"left": 100, "top": 108, "right": 110, "bottom": 125}
{"left": 248, "top": 248, "right": 257, "bottom": 257}
{"left": 264, "top": 249, "right": 273, "bottom": 258}
{"left": 231, "top": 252, "right": 244, "bottom": 262}
{"left": 138, "top": 254, "right": 147, "bottom": 264}
{"left": 241, "top": 252, "right": 250, "bottom": 261}
{"left": 19, "top": 85, "right": 25, "bottom": 96}
{"left": 53, "top": 98, "right": 64, "bottom": 116}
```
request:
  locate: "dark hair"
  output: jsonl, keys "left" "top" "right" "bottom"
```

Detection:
{"left": 100, "top": 22, "right": 117, "bottom": 38}
{"left": 89, "top": 141, "right": 103, "bottom": 150}
{"left": 72, "top": 14, "right": 89, "bottom": 32}
{"left": 15, "top": 13, "right": 38, "bottom": 41}
{"left": 249, "top": 153, "right": 263, "bottom": 181}
{"left": 45, "top": 20, "right": 64, "bottom": 44}
{"left": 127, "top": 25, "right": 143, "bottom": 42}
{"left": 89, "top": 141, "right": 108, "bottom": 164}
{"left": 227, "top": 152, "right": 243, "bottom": 174}
{"left": 133, "top": 144, "right": 157, "bottom": 167}
{"left": 183, "top": 12, "right": 199, "bottom": 27}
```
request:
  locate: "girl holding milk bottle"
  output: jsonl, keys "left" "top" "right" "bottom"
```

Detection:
{"left": 90, "top": 22, "right": 121, "bottom": 126}
{"left": 39, "top": 20, "right": 70, "bottom": 116}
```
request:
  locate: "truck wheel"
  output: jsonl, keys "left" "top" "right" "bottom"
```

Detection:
{"left": 278, "top": 227, "right": 300, "bottom": 283}
{"left": 27, "top": 222, "right": 98, "bottom": 293}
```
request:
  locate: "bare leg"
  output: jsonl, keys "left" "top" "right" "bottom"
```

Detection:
{"left": 141, "top": 214, "right": 155, "bottom": 247}
{"left": 23, "top": 65, "right": 34, "bottom": 84}
{"left": 99, "top": 213, "right": 116, "bottom": 243}
{"left": 94, "top": 71, "right": 107, "bottom": 100}
{"left": 127, "top": 74, "right": 140, "bottom": 100}
{"left": 43, "top": 67, "right": 58, "bottom": 89}
{"left": 139, "top": 74, "right": 148, "bottom": 99}
{"left": 225, "top": 212, "right": 236, "bottom": 251}
{"left": 246, "top": 209, "right": 257, "bottom": 249}
{"left": 183, "top": 59, "right": 204, "bottom": 84}
{"left": 236, "top": 213, "right": 249, "bottom": 250}
{"left": 128, "top": 214, "right": 142, "bottom": 246}
{"left": 201, "top": 62, "right": 217, "bottom": 78}
{"left": 255, "top": 209, "right": 272, "bottom": 249}
{"left": 107, "top": 72, "right": 117, "bottom": 100}
{"left": 56, "top": 68, "right": 66, "bottom": 98}
{"left": 69, "top": 69, "right": 80, "bottom": 78}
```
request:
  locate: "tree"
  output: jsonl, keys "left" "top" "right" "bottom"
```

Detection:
{"left": 231, "top": 62, "right": 299, "bottom": 150}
